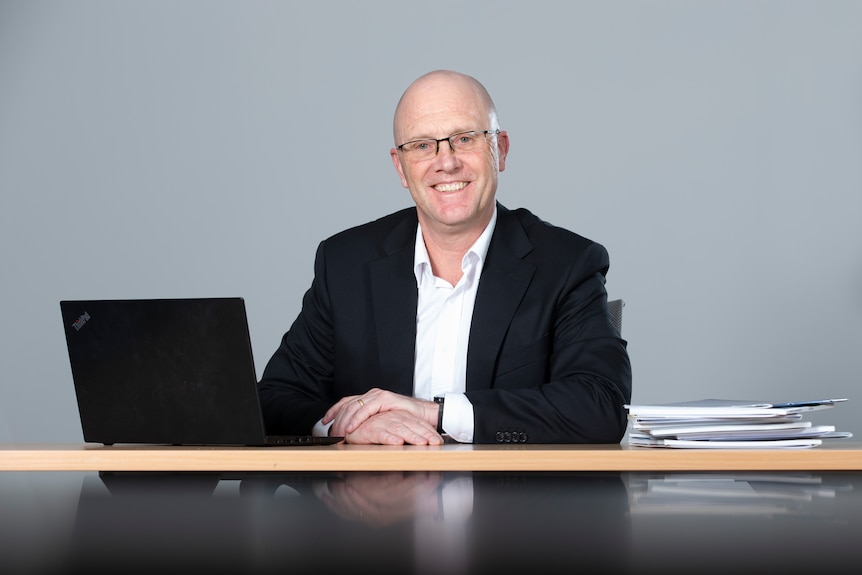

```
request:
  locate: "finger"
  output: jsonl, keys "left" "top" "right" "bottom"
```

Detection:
{"left": 409, "top": 420, "right": 445, "bottom": 445}
{"left": 322, "top": 395, "right": 358, "bottom": 423}
{"left": 342, "top": 398, "right": 383, "bottom": 434}
{"left": 325, "top": 394, "right": 373, "bottom": 429}
{"left": 332, "top": 398, "right": 379, "bottom": 436}
{"left": 403, "top": 428, "right": 444, "bottom": 446}
{"left": 381, "top": 417, "right": 443, "bottom": 446}
{"left": 344, "top": 428, "right": 405, "bottom": 445}
{"left": 344, "top": 412, "right": 409, "bottom": 445}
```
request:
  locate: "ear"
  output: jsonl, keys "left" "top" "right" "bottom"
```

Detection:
{"left": 496, "top": 130, "right": 510, "bottom": 172}
{"left": 390, "top": 148, "right": 409, "bottom": 188}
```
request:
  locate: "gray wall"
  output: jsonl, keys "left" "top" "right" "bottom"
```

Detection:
{"left": 2, "top": 0, "right": 860, "bottom": 442}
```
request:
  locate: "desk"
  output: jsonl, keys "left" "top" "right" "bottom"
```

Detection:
{"left": 3, "top": 445, "right": 862, "bottom": 574}
{"left": 2, "top": 442, "right": 862, "bottom": 471}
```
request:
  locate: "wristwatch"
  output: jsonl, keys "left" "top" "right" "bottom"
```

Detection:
{"left": 433, "top": 396, "right": 445, "bottom": 434}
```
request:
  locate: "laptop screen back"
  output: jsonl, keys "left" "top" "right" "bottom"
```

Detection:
{"left": 61, "top": 298, "right": 270, "bottom": 445}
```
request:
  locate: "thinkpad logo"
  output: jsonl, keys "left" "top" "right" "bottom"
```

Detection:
{"left": 72, "top": 311, "right": 91, "bottom": 332}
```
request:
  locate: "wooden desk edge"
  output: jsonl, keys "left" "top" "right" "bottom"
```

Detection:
{"left": 2, "top": 443, "right": 861, "bottom": 472}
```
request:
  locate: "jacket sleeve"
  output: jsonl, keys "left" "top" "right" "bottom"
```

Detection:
{"left": 466, "top": 242, "right": 632, "bottom": 444}
{"left": 257, "top": 241, "right": 337, "bottom": 435}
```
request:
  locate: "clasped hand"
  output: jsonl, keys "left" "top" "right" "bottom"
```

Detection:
{"left": 323, "top": 388, "right": 443, "bottom": 445}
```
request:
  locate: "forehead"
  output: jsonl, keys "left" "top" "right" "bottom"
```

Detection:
{"left": 395, "top": 77, "right": 489, "bottom": 139}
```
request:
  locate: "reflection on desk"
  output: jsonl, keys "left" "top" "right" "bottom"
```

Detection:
{"left": 624, "top": 472, "right": 862, "bottom": 574}
{"left": 72, "top": 472, "right": 630, "bottom": 574}
{"left": 627, "top": 472, "right": 854, "bottom": 516}
{"left": 1, "top": 471, "right": 861, "bottom": 574}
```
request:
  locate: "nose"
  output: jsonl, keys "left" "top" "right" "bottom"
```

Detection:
{"left": 433, "top": 138, "right": 460, "bottom": 170}
{"left": 436, "top": 137, "right": 456, "bottom": 155}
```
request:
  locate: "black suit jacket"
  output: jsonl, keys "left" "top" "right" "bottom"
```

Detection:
{"left": 258, "top": 203, "right": 632, "bottom": 443}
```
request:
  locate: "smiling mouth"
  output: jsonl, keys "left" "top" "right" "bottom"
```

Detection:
{"left": 433, "top": 182, "right": 468, "bottom": 192}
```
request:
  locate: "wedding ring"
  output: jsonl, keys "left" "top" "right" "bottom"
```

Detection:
{"left": 357, "top": 398, "right": 365, "bottom": 407}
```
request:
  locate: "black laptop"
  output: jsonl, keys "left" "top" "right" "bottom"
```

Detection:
{"left": 60, "top": 297, "right": 342, "bottom": 446}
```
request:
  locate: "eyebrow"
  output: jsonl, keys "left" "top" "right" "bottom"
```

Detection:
{"left": 406, "top": 129, "right": 477, "bottom": 140}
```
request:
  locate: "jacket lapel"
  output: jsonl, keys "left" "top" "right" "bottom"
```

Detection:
{"left": 466, "top": 205, "right": 535, "bottom": 391}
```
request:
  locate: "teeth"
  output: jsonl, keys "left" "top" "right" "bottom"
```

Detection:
{"left": 434, "top": 182, "right": 468, "bottom": 192}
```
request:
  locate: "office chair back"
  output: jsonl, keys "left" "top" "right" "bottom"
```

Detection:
{"left": 608, "top": 299, "right": 624, "bottom": 335}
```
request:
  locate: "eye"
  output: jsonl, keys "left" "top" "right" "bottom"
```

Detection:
{"left": 451, "top": 132, "right": 483, "bottom": 149}
{"left": 414, "top": 141, "right": 433, "bottom": 151}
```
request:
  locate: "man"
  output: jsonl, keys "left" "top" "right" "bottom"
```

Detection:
{"left": 258, "top": 70, "right": 631, "bottom": 444}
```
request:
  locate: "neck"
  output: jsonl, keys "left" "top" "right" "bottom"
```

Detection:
{"left": 418, "top": 212, "right": 492, "bottom": 286}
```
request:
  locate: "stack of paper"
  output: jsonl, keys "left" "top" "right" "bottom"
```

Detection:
{"left": 625, "top": 398, "right": 852, "bottom": 448}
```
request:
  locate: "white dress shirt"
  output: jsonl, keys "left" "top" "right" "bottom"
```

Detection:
{"left": 413, "top": 208, "right": 497, "bottom": 443}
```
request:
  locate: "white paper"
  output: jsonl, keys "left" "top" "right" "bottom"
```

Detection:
{"left": 628, "top": 435, "right": 823, "bottom": 449}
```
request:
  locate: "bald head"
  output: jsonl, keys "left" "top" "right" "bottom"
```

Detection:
{"left": 393, "top": 70, "right": 500, "bottom": 144}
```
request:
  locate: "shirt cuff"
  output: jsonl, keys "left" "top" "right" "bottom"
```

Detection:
{"left": 441, "top": 392, "right": 474, "bottom": 443}
{"left": 312, "top": 419, "right": 334, "bottom": 437}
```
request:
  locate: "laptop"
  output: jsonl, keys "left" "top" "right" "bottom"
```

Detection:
{"left": 60, "top": 297, "right": 342, "bottom": 446}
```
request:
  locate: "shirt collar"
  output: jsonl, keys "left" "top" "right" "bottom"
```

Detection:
{"left": 414, "top": 205, "right": 498, "bottom": 284}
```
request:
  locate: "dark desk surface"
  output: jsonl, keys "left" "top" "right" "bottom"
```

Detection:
{"left": 2, "top": 469, "right": 861, "bottom": 574}
{"left": 4, "top": 443, "right": 861, "bottom": 572}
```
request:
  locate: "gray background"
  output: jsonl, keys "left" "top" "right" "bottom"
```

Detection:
{"left": 2, "top": 0, "right": 860, "bottom": 443}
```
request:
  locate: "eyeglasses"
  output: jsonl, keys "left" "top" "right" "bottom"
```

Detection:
{"left": 396, "top": 129, "right": 500, "bottom": 160}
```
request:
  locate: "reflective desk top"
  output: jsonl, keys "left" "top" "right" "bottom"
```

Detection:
{"left": 4, "top": 443, "right": 862, "bottom": 573}
{"left": 2, "top": 469, "right": 861, "bottom": 574}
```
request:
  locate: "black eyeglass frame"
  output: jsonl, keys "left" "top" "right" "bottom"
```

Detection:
{"left": 395, "top": 129, "right": 501, "bottom": 157}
